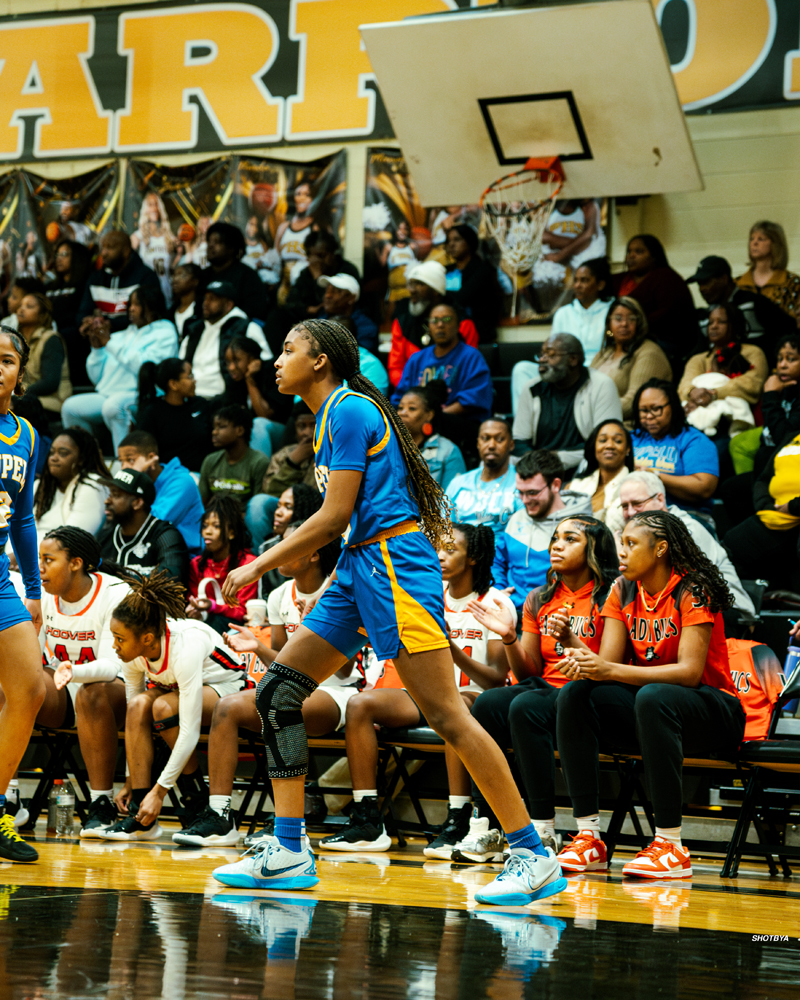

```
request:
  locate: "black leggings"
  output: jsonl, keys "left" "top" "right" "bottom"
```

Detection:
{"left": 469, "top": 677, "right": 559, "bottom": 821}
{"left": 555, "top": 680, "right": 745, "bottom": 828}
{"left": 724, "top": 516, "right": 800, "bottom": 591}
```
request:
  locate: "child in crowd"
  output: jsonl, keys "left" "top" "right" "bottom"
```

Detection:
{"left": 97, "top": 571, "right": 253, "bottom": 842}
{"left": 461, "top": 515, "right": 618, "bottom": 860}
{"left": 554, "top": 510, "right": 744, "bottom": 879}
{"left": 174, "top": 521, "right": 351, "bottom": 847}
{"left": 136, "top": 357, "right": 211, "bottom": 473}
{"left": 186, "top": 496, "right": 257, "bottom": 634}
{"left": 317, "top": 523, "right": 515, "bottom": 857}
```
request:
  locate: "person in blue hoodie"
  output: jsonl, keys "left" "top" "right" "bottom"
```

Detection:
{"left": 62, "top": 284, "right": 178, "bottom": 451}
{"left": 493, "top": 450, "right": 592, "bottom": 619}
{"left": 390, "top": 302, "right": 493, "bottom": 451}
{"left": 117, "top": 430, "right": 204, "bottom": 555}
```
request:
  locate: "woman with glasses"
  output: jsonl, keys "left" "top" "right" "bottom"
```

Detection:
{"left": 590, "top": 297, "right": 671, "bottom": 422}
{"left": 390, "top": 302, "right": 493, "bottom": 452}
{"left": 630, "top": 378, "right": 719, "bottom": 521}
{"left": 567, "top": 419, "right": 634, "bottom": 533}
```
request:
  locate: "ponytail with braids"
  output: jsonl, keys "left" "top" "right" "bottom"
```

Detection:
{"left": 296, "top": 319, "right": 451, "bottom": 548}
{"left": 43, "top": 526, "right": 103, "bottom": 574}
{"left": 628, "top": 510, "right": 732, "bottom": 614}
{"left": 111, "top": 569, "right": 187, "bottom": 637}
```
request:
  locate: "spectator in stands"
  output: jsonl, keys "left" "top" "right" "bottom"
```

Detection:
{"left": 554, "top": 510, "right": 744, "bottom": 879}
{"left": 200, "top": 222, "right": 267, "bottom": 322}
{"left": 396, "top": 381, "right": 465, "bottom": 490}
{"left": 465, "top": 515, "right": 618, "bottom": 855}
{"left": 510, "top": 258, "right": 613, "bottom": 405}
{"left": 257, "top": 482, "right": 323, "bottom": 600}
{"left": 223, "top": 335, "right": 290, "bottom": 455}
{"left": 33, "top": 428, "right": 109, "bottom": 545}
{"left": 724, "top": 428, "right": 800, "bottom": 592}
{"left": 262, "top": 403, "right": 317, "bottom": 497}
{"left": 387, "top": 260, "right": 478, "bottom": 388}
{"left": 118, "top": 430, "right": 205, "bottom": 556}
{"left": 16, "top": 292, "right": 72, "bottom": 415}
{"left": 590, "top": 297, "right": 672, "bottom": 422}
{"left": 446, "top": 418, "right": 520, "bottom": 535}
{"left": 318, "top": 273, "right": 378, "bottom": 353}
{"left": 445, "top": 224, "right": 502, "bottom": 341}
{"left": 76, "top": 230, "right": 160, "bottom": 334}
{"left": 391, "top": 303, "right": 493, "bottom": 448}
{"left": 513, "top": 333, "right": 622, "bottom": 471}
{"left": 170, "top": 262, "right": 202, "bottom": 339}
{"left": 736, "top": 221, "right": 800, "bottom": 326}
{"left": 493, "top": 450, "right": 591, "bottom": 617}
{"left": 617, "top": 471, "right": 756, "bottom": 621}
{"left": 568, "top": 419, "right": 633, "bottom": 532}
{"left": 186, "top": 496, "right": 257, "bottom": 634}
{"left": 98, "top": 469, "right": 189, "bottom": 582}
{"left": 688, "top": 254, "right": 794, "bottom": 358}
{"left": 631, "top": 379, "right": 718, "bottom": 520}
{"left": 612, "top": 234, "right": 700, "bottom": 361}
{"left": 45, "top": 239, "right": 93, "bottom": 383}
{"left": 3, "top": 276, "right": 44, "bottom": 330}
{"left": 199, "top": 406, "right": 270, "bottom": 550}
{"left": 179, "top": 279, "right": 271, "bottom": 401}
{"left": 338, "top": 319, "right": 388, "bottom": 395}
{"left": 62, "top": 284, "right": 178, "bottom": 451}
{"left": 136, "top": 358, "right": 211, "bottom": 474}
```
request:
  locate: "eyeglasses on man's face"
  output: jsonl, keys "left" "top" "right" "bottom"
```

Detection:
{"left": 518, "top": 483, "right": 550, "bottom": 500}
{"left": 620, "top": 494, "right": 658, "bottom": 512}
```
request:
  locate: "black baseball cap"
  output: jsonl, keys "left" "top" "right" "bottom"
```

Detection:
{"left": 102, "top": 468, "right": 156, "bottom": 506}
{"left": 205, "top": 279, "right": 236, "bottom": 301}
{"left": 687, "top": 256, "right": 732, "bottom": 284}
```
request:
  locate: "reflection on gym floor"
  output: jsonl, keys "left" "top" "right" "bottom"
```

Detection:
{"left": 1, "top": 884, "right": 798, "bottom": 1000}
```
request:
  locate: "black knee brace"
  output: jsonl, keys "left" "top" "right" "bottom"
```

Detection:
{"left": 152, "top": 713, "right": 180, "bottom": 733}
{"left": 255, "top": 662, "right": 318, "bottom": 779}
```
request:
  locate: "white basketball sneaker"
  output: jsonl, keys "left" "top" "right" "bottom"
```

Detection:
{"left": 450, "top": 817, "right": 505, "bottom": 863}
{"left": 212, "top": 839, "right": 319, "bottom": 891}
{"left": 474, "top": 848, "right": 568, "bottom": 906}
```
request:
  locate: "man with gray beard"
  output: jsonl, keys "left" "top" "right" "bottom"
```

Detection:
{"left": 512, "top": 332, "right": 621, "bottom": 472}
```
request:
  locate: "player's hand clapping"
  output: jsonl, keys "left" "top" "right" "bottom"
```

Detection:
{"left": 467, "top": 596, "right": 515, "bottom": 643}
{"left": 53, "top": 661, "right": 74, "bottom": 690}
{"left": 546, "top": 609, "right": 572, "bottom": 642}
{"left": 557, "top": 647, "right": 613, "bottom": 681}
{"left": 223, "top": 624, "right": 258, "bottom": 653}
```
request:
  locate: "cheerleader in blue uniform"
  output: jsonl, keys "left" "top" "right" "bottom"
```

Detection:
{"left": 0, "top": 328, "right": 46, "bottom": 862}
{"left": 215, "top": 319, "right": 567, "bottom": 906}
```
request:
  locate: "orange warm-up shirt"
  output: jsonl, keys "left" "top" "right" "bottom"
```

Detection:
{"left": 522, "top": 580, "right": 605, "bottom": 689}
{"left": 601, "top": 572, "right": 736, "bottom": 695}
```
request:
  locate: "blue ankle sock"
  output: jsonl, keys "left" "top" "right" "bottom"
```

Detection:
{"left": 507, "top": 822, "right": 548, "bottom": 858}
{"left": 274, "top": 817, "right": 305, "bottom": 853}
{"left": 0, "top": 794, "right": 5, "bottom": 813}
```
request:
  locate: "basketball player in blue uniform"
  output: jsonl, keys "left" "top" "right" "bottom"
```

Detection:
{"left": 0, "top": 328, "right": 46, "bottom": 862}
{"left": 216, "top": 319, "right": 567, "bottom": 906}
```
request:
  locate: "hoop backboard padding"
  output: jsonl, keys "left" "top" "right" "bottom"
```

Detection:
{"left": 359, "top": 1, "right": 703, "bottom": 205}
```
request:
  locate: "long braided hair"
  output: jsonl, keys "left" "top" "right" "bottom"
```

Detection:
{"left": 628, "top": 510, "right": 732, "bottom": 613}
{"left": 111, "top": 569, "right": 186, "bottom": 638}
{"left": 198, "top": 495, "right": 251, "bottom": 574}
{"left": 43, "top": 526, "right": 103, "bottom": 574}
{"left": 450, "top": 522, "right": 495, "bottom": 596}
{"left": 295, "top": 319, "right": 451, "bottom": 547}
{"left": 35, "top": 427, "right": 110, "bottom": 521}
{"left": 540, "top": 515, "right": 619, "bottom": 613}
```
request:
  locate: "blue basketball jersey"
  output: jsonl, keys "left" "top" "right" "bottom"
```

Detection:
{"left": 0, "top": 411, "right": 40, "bottom": 598}
{"left": 313, "top": 386, "right": 418, "bottom": 546}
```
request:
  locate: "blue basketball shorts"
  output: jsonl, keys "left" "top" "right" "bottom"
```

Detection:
{"left": 302, "top": 527, "right": 449, "bottom": 661}
{"left": 0, "top": 572, "right": 31, "bottom": 632}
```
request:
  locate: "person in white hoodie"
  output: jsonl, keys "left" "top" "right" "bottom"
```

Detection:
{"left": 62, "top": 284, "right": 178, "bottom": 450}
{"left": 179, "top": 280, "right": 272, "bottom": 400}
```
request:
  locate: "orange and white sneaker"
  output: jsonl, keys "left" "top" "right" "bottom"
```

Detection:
{"left": 556, "top": 833, "right": 608, "bottom": 873}
{"left": 622, "top": 837, "right": 692, "bottom": 879}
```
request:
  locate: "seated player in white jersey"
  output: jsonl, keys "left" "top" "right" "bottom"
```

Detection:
{"left": 318, "top": 522, "right": 516, "bottom": 855}
{"left": 95, "top": 571, "right": 254, "bottom": 842}
{"left": 174, "top": 521, "right": 380, "bottom": 848}
{"left": 33, "top": 527, "right": 132, "bottom": 837}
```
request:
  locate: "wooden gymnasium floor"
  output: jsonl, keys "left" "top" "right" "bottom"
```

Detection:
{"left": 1, "top": 820, "right": 799, "bottom": 999}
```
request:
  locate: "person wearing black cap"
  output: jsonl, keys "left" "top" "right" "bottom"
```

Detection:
{"left": 199, "top": 222, "right": 267, "bottom": 321}
{"left": 97, "top": 469, "right": 189, "bottom": 583}
{"left": 179, "top": 279, "right": 272, "bottom": 400}
{"left": 689, "top": 255, "right": 794, "bottom": 358}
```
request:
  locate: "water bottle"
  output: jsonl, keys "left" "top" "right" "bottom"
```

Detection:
{"left": 782, "top": 636, "right": 800, "bottom": 715}
{"left": 55, "top": 779, "right": 75, "bottom": 839}
{"left": 47, "top": 779, "right": 62, "bottom": 835}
